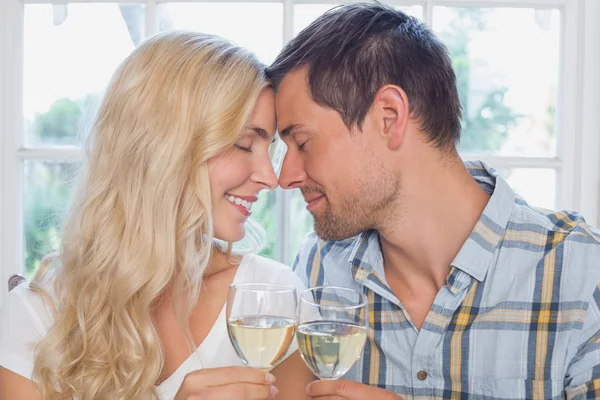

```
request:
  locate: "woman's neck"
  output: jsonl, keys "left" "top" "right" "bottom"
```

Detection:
{"left": 157, "top": 248, "right": 239, "bottom": 305}
{"left": 204, "top": 248, "right": 240, "bottom": 277}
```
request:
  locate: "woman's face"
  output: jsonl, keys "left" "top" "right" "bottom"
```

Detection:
{"left": 208, "top": 87, "right": 278, "bottom": 243}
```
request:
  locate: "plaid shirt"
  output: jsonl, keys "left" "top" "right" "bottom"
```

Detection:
{"left": 292, "top": 161, "right": 600, "bottom": 399}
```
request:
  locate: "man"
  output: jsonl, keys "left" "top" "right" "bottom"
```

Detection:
{"left": 267, "top": 3, "right": 600, "bottom": 399}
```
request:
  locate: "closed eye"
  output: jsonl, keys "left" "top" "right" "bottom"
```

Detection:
{"left": 235, "top": 144, "right": 252, "bottom": 153}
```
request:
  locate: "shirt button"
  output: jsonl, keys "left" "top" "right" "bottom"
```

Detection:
{"left": 417, "top": 370, "right": 428, "bottom": 381}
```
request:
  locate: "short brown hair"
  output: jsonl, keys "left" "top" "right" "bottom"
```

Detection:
{"left": 267, "top": 2, "right": 462, "bottom": 149}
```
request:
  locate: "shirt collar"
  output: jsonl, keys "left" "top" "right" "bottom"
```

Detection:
{"left": 346, "top": 160, "right": 515, "bottom": 285}
{"left": 452, "top": 160, "right": 514, "bottom": 282}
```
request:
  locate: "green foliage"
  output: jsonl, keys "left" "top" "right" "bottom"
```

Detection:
{"left": 24, "top": 162, "right": 75, "bottom": 277}
{"left": 25, "top": 94, "right": 94, "bottom": 275}
{"left": 33, "top": 97, "right": 82, "bottom": 142}
{"left": 460, "top": 87, "right": 519, "bottom": 152}
{"left": 289, "top": 191, "right": 314, "bottom": 264}
{"left": 441, "top": 8, "right": 519, "bottom": 152}
{"left": 253, "top": 191, "right": 277, "bottom": 259}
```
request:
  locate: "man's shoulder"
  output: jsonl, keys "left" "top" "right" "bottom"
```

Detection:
{"left": 292, "top": 232, "right": 361, "bottom": 286}
{"left": 503, "top": 202, "right": 600, "bottom": 299}
{"left": 295, "top": 232, "right": 359, "bottom": 263}
{"left": 510, "top": 200, "right": 600, "bottom": 247}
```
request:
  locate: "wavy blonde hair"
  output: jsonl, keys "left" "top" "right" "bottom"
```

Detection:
{"left": 29, "top": 31, "right": 269, "bottom": 399}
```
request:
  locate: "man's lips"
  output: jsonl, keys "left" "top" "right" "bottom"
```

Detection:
{"left": 305, "top": 194, "right": 325, "bottom": 211}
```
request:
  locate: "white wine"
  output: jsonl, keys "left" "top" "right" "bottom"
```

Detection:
{"left": 297, "top": 321, "right": 367, "bottom": 380}
{"left": 227, "top": 315, "right": 297, "bottom": 370}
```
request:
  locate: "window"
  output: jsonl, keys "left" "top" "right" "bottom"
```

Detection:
{"left": 2, "top": 0, "right": 599, "bottom": 306}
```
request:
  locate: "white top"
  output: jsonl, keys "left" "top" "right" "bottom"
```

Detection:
{"left": 0, "top": 254, "right": 306, "bottom": 400}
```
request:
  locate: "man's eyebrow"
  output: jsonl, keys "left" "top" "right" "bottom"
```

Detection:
{"left": 278, "top": 124, "right": 303, "bottom": 138}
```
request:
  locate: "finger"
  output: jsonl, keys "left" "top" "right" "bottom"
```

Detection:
{"left": 184, "top": 367, "right": 275, "bottom": 388}
{"left": 306, "top": 380, "right": 353, "bottom": 398}
{"left": 306, "top": 380, "right": 399, "bottom": 400}
{"left": 202, "top": 382, "right": 278, "bottom": 400}
{"left": 309, "top": 396, "right": 346, "bottom": 400}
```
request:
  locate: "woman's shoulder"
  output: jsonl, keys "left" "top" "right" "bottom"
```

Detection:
{"left": 0, "top": 272, "right": 57, "bottom": 380}
{"left": 1, "top": 270, "right": 58, "bottom": 334}
{"left": 244, "top": 253, "right": 289, "bottom": 270}
{"left": 240, "top": 253, "right": 292, "bottom": 278}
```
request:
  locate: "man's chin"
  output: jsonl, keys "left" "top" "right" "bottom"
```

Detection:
{"left": 314, "top": 218, "right": 361, "bottom": 241}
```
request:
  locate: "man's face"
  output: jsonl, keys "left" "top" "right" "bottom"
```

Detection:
{"left": 276, "top": 69, "right": 400, "bottom": 240}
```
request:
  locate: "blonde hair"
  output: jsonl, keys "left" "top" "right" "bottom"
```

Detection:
{"left": 30, "top": 31, "right": 269, "bottom": 399}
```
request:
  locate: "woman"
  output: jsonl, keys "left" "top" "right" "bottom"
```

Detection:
{"left": 0, "top": 31, "right": 313, "bottom": 399}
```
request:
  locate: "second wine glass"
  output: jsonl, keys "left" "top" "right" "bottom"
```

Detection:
{"left": 297, "top": 286, "right": 369, "bottom": 380}
{"left": 226, "top": 283, "right": 298, "bottom": 371}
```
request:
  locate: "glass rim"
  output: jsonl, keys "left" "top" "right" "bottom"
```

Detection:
{"left": 229, "top": 282, "right": 297, "bottom": 293}
{"left": 300, "top": 285, "right": 368, "bottom": 310}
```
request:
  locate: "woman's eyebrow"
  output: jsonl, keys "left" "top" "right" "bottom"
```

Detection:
{"left": 247, "top": 126, "right": 273, "bottom": 141}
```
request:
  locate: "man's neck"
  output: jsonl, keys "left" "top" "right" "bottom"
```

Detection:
{"left": 377, "top": 155, "right": 491, "bottom": 294}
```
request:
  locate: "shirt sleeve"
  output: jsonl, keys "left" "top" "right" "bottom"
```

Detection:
{"left": 0, "top": 284, "right": 48, "bottom": 381}
{"left": 564, "top": 285, "right": 600, "bottom": 399}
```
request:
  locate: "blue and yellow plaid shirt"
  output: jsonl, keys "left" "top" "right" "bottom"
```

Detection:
{"left": 293, "top": 161, "right": 600, "bottom": 399}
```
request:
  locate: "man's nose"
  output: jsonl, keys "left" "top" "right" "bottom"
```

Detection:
{"left": 278, "top": 151, "right": 307, "bottom": 189}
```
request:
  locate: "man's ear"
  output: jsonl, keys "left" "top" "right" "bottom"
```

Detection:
{"left": 372, "top": 85, "right": 409, "bottom": 150}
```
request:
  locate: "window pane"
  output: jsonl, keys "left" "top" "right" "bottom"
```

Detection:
{"left": 434, "top": 7, "right": 560, "bottom": 156}
{"left": 397, "top": 5, "right": 423, "bottom": 20}
{"left": 23, "top": 161, "right": 78, "bottom": 278}
{"left": 294, "top": 4, "right": 423, "bottom": 35}
{"left": 24, "top": 4, "right": 143, "bottom": 147}
{"left": 251, "top": 191, "right": 278, "bottom": 259}
{"left": 157, "top": 2, "right": 283, "bottom": 64}
{"left": 498, "top": 168, "right": 556, "bottom": 210}
{"left": 290, "top": 190, "right": 314, "bottom": 264}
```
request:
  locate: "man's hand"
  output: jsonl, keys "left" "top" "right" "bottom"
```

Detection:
{"left": 305, "top": 380, "right": 403, "bottom": 400}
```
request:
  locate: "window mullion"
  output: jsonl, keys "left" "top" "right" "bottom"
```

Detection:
{"left": 275, "top": 0, "right": 294, "bottom": 264}
{"left": 579, "top": 0, "right": 600, "bottom": 225}
{"left": 424, "top": 0, "right": 433, "bottom": 25}
{"left": 17, "top": 147, "right": 82, "bottom": 161}
{"left": 557, "top": 0, "right": 580, "bottom": 211}
{"left": 145, "top": 0, "right": 158, "bottom": 38}
{"left": 430, "top": 0, "right": 567, "bottom": 8}
{"left": 283, "top": 0, "right": 294, "bottom": 43}
{"left": 460, "top": 156, "right": 562, "bottom": 169}
{"left": 1, "top": 0, "right": 24, "bottom": 308}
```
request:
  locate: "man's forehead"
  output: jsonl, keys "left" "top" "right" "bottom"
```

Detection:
{"left": 275, "top": 72, "right": 310, "bottom": 126}
{"left": 277, "top": 68, "right": 310, "bottom": 101}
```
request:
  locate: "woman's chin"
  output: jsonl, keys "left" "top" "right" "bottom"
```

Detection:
{"left": 213, "top": 228, "right": 246, "bottom": 244}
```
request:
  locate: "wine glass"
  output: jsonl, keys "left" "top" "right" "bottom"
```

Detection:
{"left": 297, "top": 286, "right": 369, "bottom": 380}
{"left": 226, "top": 283, "right": 298, "bottom": 371}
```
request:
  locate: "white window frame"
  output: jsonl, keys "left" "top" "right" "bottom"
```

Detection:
{"left": 2, "top": 0, "right": 600, "bottom": 306}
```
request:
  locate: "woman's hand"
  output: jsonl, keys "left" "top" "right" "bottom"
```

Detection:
{"left": 0, "top": 367, "right": 43, "bottom": 400}
{"left": 174, "top": 366, "right": 278, "bottom": 399}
